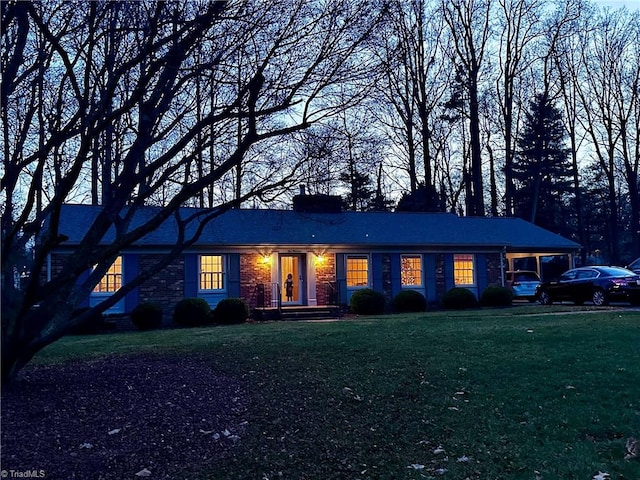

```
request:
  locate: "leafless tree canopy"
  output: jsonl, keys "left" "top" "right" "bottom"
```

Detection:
{"left": 0, "top": 0, "right": 385, "bottom": 382}
{"left": 1, "top": 0, "right": 639, "bottom": 382}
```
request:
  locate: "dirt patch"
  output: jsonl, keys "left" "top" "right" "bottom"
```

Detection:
{"left": 1, "top": 354, "right": 249, "bottom": 479}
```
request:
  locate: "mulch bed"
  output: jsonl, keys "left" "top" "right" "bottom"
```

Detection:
{"left": 1, "top": 354, "right": 249, "bottom": 480}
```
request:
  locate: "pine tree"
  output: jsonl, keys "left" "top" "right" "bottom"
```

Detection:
{"left": 512, "top": 94, "right": 573, "bottom": 233}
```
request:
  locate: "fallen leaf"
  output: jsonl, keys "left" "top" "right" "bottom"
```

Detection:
{"left": 199, "top": 429, "right": 215, "bottom": 435}
{"left": 408, "top": 464, "right": 425, "bottom": 470}
{"left": 435, "top": 468, "right": 448, "bottom": 475}
{"left": 135, "top": 468, "right": 152, "bottom": 477}
{"left": 433, "top": 445, "right": 445, "bottom": 455}
{"left": 592, "top": 472, "right": 610, "bottom": 480}
{"left": 625, "top": 437, "right": 639, "bottom": 460}
{"left": 457, "top": 455, "right": 470, "bottom": 462}
{"left": 108, "top": 428, "right": 121, "bottom": 435}
{"left": 79, "top": 442, "right": 93, "bottom": 449}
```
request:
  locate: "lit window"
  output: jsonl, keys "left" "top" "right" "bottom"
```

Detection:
{"left": 200, "top": 255, "right": 225, "bottom": 290}
{"left": 454, "top": 254, "right": 475, "bottom": 285}
{"left": 346, "top": 256, "right": 369, "bottom": 287}
{"left": 401, "top": 255, "right": 423, "bottom": 287}
{"left": 93, "top": 256, "right": 123, "bottom": 293}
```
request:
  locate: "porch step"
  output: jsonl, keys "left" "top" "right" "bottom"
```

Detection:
{"left": 252, "top": 305, "right": 343, "bottom": 322}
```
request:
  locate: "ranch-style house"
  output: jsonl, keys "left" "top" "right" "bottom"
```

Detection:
{"left": 47, "top": 196, "right": 580, "bottom": 316}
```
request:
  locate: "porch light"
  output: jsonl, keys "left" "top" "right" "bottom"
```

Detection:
{"left": 315, "top": 254, "right": 326, "bottom": 265}
{"left": 261, "top": 254, "right": 272, "bottom": 265}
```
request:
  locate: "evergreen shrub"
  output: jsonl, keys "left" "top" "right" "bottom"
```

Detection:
{"left": 173, "top": 298, "right": 212, "bottom": 326}
{"left": 131, "top": 302, "right": 163, "bottom": 330}
{"left": 392, "top": 290, "right": 427, "bottom": 313}
{"left": 349, "top": 288, "right": 386, "bottom": 315}
{"left": 480, "top": 285, "right": 514, "bottom": 307}
{"left": 69, "top": 307, "right": 106, "bottom": 335}
{"left": 441, "top": 287, "right": 478, "bottom": 310}
{"left": 214, "top": 298, "right": 249, "bottom": 325}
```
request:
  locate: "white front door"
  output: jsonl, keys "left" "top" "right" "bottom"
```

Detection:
{"left": 280, "top": 254, "right": 304, "bottom": 305}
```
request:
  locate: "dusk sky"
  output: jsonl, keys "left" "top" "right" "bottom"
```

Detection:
{"left": 593, "top": 0, "right": 640, "bottom": 9}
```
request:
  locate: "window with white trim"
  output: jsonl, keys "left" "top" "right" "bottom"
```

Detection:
{"left": 346, "top": 255, "right": 369, "bottom": 287}
{"left": 454, "top": 254, "right": 475, "bottom": 285}
{"left": 401, "top": 255, "right": 423, "bottom": 287}
{"left": 200, "top": 255, "right": 225, "bottom": 290}
{"left": 93, "top": 256, "right": 123, "bottom": 293}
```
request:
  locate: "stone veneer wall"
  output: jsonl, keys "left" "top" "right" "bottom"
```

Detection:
{"left": 485, "top": 253, "right": 504, "bottom": 286}
{"left": 435, "top": 253, "right": 447, "bottom": 300}
{"left": 138, "top": 254, "right": 185, "bottom": 316}
{"left": 239, "top": 253, "right": 273, "bottom": 308}
{"left": 314, "top": 254, "right": 336, "bottom": 306}
{"left": 381, "top": 254, "right": 393, "bottom": 309}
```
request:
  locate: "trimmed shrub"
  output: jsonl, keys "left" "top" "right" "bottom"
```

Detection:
{"left": 481, "top": 285, "right": 514, "bottom": 307}
{"left": 441, "top": 287, "right": 478, "bottom": 310}
{"left": 131, "top": 302, "right": 163, "bottom": 330}
{"left": 214, "top": 298, "right": 249, "bottom": 325}
{"left": 173, "top": 298, "right": 213, "bottom": 327}
{"left": 69, "top": 307, "right": 106, "bottom": 335}
{"left": 349, "top": 288, "right": 386, "bottom": 315}
{"left": 392, "top": 290, "right": 427, "bottom": 313}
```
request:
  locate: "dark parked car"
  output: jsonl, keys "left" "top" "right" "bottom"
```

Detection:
{"left": 626, "top": 257, "right": 640, "bottom": 274}
{"left": 536, "top": 266, "right": 640, "bottom": 306}
{"left": 506, "top": 270, "right": 540, "bottom": 302}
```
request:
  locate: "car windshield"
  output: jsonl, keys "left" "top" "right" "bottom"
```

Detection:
{"left": 596, "top": 266, "right": 635, "bottom": 277}
{"left": 515, "top": 272, "right": 540, "bottom": 282}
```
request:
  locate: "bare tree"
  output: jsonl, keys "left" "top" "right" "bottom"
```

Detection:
{"left": 372, "top": 0, "right": 450, "bottom": 197}
{"left": 0, "top": 0, "right": 385, "bottom": 383}
{"left": 573, "top": 6, "right": 639, "bottom": 263}
{"left": 441, "top": 0, "right": 492, "bottom": 216}
{"left": 550, "top": 0, "right": 593, "bottom": 261}
{"left": 494, "top": 0, "right": 546, "bottom": 216}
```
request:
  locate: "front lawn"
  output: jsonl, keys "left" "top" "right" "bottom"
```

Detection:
{"left": 8, "top": 306, "right": 640, "bottom": 479}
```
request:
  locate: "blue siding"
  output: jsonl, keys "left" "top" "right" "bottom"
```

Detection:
{"left": 184, "top": 254, "right": 198, "bottom": 298}
{"left": 372, "top": 253, "right": 383, "bottom": 292}
{"left": 227, "top": 253, "right": 241, "bottom": 297}
{"left": 424, "top": 254, "right": 437, "bottom": 302}
{"left": 476, "top": 254, "right": 488, "bottom": 295}
{"left": 444, "top": 254, "right": 455, "bottom": 291}
{"left": 123, "top": 254, "right": 139, "bottom": 312}
{"left": 389, "top": 253, "right": 402, "bottom": 298}
{"left": 78, "top": 270, "right": 90, "bottom": 308}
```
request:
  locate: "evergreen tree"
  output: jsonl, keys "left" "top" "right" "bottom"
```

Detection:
{"left": 396, "top": 183, "right": 445, "bottom": 213}
{"left": 512, "top": 94, "right": 573, "bottom": 233}
{"left": 339, "top": 170, "right": 374, "bottom": 212}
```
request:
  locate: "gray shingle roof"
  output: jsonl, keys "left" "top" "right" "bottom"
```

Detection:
{"left": 54, "top": 204, "right": 580, "bottom": 252}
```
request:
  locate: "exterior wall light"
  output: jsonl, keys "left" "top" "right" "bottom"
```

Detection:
{"left": 260, "top": 254, "right": 272, "bottom": 265}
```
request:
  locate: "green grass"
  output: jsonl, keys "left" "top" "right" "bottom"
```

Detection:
{"left": 36, "top": 306, "right": 640, "bottom": 479}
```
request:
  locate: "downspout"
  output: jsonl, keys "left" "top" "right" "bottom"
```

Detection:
{"left": 500, "top": 247, "right": 507, "bottom": 286}
{"left": 47, "top": 253, "right": 52, "bottom": 282}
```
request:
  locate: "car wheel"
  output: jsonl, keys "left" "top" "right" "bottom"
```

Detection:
{"left": 592, "top": 288, "right": 608, "bottom": 307}
{"left": 538, "top": 290, "right": 552, "bottom": 305}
